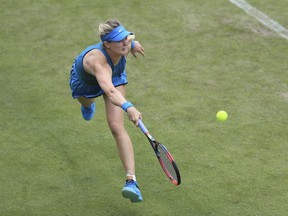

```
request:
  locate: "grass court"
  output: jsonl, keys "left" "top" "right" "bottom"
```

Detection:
{"left": 1, "top": 0, "right": 288, "bottom": 215}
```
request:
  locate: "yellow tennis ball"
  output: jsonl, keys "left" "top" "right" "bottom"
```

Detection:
{"left": 216, "top": 111, "right": 228, "bottom": 122}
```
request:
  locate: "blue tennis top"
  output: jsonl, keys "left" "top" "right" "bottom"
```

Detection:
{"left": 74, "top": 42, "right": 126, "bottom": 85}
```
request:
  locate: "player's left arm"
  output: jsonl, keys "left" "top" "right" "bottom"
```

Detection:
{"left": 128, "top": 36, "right": 145, "bottom": 57}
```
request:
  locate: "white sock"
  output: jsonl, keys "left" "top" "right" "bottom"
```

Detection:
{"left": 126, "top": 174, "right": 136, "bottom": 181}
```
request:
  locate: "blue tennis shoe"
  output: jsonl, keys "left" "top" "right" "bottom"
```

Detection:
{"left": 122, "top": 179, "right": 143, "bottom": 203}
{"left": 81, "top": 102, "right": 96, "bottom": 121}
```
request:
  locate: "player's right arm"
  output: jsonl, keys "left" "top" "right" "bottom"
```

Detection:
{"left": 83, "top": 50, "right": 142, "bottom": 125}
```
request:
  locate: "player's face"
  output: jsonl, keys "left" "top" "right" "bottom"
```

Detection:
{"left": 110, "top": 36, "right": 129, "bottom": 56}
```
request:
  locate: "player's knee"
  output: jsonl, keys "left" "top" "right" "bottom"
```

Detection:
{"left": 109, "top": 122, "right": 125, "bottom": 137}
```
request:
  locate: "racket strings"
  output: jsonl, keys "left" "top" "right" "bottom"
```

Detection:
{"left": 158, "top": 144, "right": 179, "bottom": 183}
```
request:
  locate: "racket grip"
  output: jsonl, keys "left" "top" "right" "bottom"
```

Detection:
{"left": 138, "top": 119, "right": 148, "bottom": 134}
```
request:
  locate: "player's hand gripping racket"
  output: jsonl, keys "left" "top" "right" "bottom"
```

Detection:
{"left": 138, "top": 119, "right": 181, "bottom": 186}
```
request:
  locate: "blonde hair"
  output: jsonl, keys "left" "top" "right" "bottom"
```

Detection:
{"left": 98, "top": 19, "right": 121, "bottom": 37}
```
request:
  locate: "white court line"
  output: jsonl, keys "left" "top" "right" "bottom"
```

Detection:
{"left": 229, "top": 0, "right": 288, "bottom": 40}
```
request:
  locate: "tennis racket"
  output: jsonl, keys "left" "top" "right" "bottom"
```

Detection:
{"left": 138, "top": 119, "right": 181, "bottom": 186}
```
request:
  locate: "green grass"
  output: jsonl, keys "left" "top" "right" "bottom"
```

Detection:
{"left": 1, "top": 0, "right": 288, "bottom": 215}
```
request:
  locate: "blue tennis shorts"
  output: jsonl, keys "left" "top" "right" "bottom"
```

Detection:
{"left": 69, "top": 67, "right": 128, "bottom": 99}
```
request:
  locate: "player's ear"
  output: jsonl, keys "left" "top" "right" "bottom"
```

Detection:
{"left": 103, "top": 41, "right": 111, "bottom": 49}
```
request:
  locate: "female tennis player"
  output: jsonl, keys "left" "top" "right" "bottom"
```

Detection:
{"left": 69, "top": 19, "right": 145, "bottom": 203}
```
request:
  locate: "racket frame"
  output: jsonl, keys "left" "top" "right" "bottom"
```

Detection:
{"left": 138, "top": 119, "right": 181, "bottom": 186}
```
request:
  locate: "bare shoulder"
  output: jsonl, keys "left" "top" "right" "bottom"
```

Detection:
{"left": 84, "top": 49, "right": 106, "bottom": 65}
{"left": 83, "top": 49, "right": 109, "bottom": 75}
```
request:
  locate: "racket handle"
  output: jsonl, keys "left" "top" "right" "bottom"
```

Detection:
{"left": 138, "top": 119, "right": 148, "bottom": 134}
